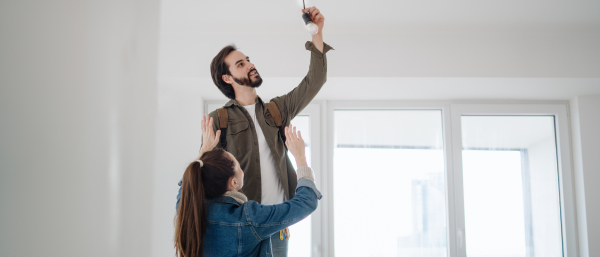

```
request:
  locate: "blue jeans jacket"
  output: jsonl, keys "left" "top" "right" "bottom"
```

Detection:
{"left": 176, "top": 179, "right": 322, "bottom": 257}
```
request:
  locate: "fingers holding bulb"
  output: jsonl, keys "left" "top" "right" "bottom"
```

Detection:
{"left": 314, "top": 13, "right": 324, "bottom": 23}
{"left": 310, "top": 8, "right": 320, "bottom": 20}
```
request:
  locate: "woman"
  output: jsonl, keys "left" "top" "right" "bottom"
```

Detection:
{"left": 175, "top": 115, "right": 321, "bottom": 257}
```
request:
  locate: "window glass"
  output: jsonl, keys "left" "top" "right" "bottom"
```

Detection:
{"left": 461, "top": 116, "right": 562, "bottom": 257}
{"left": 288, "top": 115, "right": 312, "bottom": 257}
{"left": 333, "top": 110, "right": 447, "bottom": 257}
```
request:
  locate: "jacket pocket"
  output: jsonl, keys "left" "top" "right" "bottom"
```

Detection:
{"left": 226, "top": 121, "right": 250, "bottom": 155}
{"left": 227, "top": 121, "right": 249, "bottom": 135}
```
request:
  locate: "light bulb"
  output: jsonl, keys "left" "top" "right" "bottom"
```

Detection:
{"left": 302, "top": 12, "right": 319, "bottom": 35}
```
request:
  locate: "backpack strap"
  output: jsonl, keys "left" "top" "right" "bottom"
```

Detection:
{"left": 216, "top": 107, "right": 228, "bottom": 149}
{"left": 265, "top": 102, "right": 287, "bottom": 147}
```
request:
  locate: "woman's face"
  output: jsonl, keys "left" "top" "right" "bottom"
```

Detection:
{"left": 226, "top": 152, "right": 244, "bottom": 191}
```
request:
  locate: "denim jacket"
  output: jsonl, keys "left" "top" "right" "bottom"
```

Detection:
{"left": 176, "top": 178, "right": 322, "bottom": 257}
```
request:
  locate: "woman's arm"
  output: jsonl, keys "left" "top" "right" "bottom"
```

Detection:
{"left": 245, "top": 174, "right": 322, "bottom": 240}
{"left": 285, "top": 124, "right": 307, "bottom": 167}
{"left": 285, "top": 124, "right": 315, "bottom": 182}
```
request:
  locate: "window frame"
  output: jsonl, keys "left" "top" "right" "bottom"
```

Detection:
{"left": 325, "top": 101, "right": 457, "bottom": 257}
{"left": 449, "top": 103, "right": 577, "bottom": 257}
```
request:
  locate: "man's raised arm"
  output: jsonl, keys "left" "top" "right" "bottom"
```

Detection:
{"left": 271, "top": 6, "right": 333, "bottom": 126}
{"left": 307, "top": 6, "right": 325, "bottom": 53}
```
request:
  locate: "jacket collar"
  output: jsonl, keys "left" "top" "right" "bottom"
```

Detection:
{"left": 206, "top": 191, "right": 249, "bottom": 206}
{"left": 223, "top": 191, "right": 248, "bottom": 204}
{"left": 223, "top": 99, "right": 237, "bottom": 107}
{"left": 223, "top": 96, "right": 263, "bottom": 108}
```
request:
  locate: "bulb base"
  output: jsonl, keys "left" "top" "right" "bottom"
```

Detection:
{"left": 301, "top": 12, "right": 313, "bottom": 25}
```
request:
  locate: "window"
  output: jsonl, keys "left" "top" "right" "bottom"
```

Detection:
{"left": 333, "top": 110, "right": 447, "bottom": 257}
{"left": 450, "top": 104, "right": 576, "bottom": 257}
{"left": 460, "top": 116, "right": 562, "bottom": 257}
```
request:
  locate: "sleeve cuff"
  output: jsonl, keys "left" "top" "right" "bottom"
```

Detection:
{"left": 296, "top": 166, "right": 315, "bottom": 182}
{"left": 297, "top": 178, "right": 323, "bottom": 200}
{"left": 305, "top": 41, "right": 334, "bottom": 56}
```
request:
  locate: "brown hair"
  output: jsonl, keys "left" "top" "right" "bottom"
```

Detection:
{"left": 210, "top": 45, "right": 237, "bottom": 99}
{"left": 174, "top": 148, "right": 235, "bottom": 257}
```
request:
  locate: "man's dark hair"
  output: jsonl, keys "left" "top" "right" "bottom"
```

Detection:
{"left": 210, "top": 45, "right": 237, "bottom": 99}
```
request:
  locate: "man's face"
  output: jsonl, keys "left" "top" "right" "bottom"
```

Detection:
{"left": 224, "top": 50, "right": 262, "bottom": 88}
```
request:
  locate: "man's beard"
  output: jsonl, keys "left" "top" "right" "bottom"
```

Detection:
{"left": 233, "top": 69, "right": 263, "bottom": 88}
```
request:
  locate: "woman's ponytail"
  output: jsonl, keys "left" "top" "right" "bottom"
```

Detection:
{"left": 174, "top": 148, "right": 234, "bottom": 257}
{"left": 175, "top": 161, "right": 207, "bottom": 257}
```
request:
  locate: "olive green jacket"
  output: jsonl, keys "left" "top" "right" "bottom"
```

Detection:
{"left": 206, "top": 41, "right": 333, "bottom": 203}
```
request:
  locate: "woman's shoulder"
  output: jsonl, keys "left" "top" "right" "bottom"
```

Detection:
{"left": 205, "top": 197, "right": 248, "bottom": 223}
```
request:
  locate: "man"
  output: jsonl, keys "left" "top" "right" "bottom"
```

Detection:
{"left": 205, "top": 6, "right": 331, "bottom": 257}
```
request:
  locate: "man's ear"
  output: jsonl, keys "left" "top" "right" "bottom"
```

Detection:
{"left": 222, "top": 74, "right": 233, "bottom": 85}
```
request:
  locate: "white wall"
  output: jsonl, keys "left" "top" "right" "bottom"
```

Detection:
{"left": 570, "top": 94, "right": 600, "bottom": 257}
{"left": 0, "top": 1, "right": 159, "bottom": 256}
{"left": 152, "top": 83, "right": 205, "bottom": 257}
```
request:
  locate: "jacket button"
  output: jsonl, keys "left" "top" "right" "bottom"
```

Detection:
{"left": 254, "top": 142, "right": 257, "bottom": 145}
{"left": 256, "top": 158, "right": 259, "bottom": 162}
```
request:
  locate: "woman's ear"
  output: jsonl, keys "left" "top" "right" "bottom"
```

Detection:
{"left": 227, "top": 177, "right": 236, "bottom": 191}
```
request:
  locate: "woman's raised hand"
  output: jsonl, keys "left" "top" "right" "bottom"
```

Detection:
{"left": 285, "top": 124, "right": 308, "bottom": 167}
{"left": 199, "top": 114, "right": 221, "bottom": 158}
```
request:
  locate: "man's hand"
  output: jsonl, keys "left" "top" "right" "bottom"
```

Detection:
{"left": 302, "top": 6, "right": 324, "bottom": 53}
{"left": 302, "top": 6, "right": 324, "bottom": 35}
{"left": 284, "top": 124, "right": 308, "bottom": 167}
{"left": 198, "top": 114, "right": 221, "bottom": 158}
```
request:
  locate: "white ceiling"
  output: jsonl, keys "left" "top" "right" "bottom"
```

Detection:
{"left": 158, "top": 0, "right": 600, "bottom": 100}
{"left": 160, "top": 0, "right": 600, "bottom": 33}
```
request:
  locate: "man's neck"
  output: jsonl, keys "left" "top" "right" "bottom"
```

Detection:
{"left": 234, "top": 87, "right": 258, "bottom": 106}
